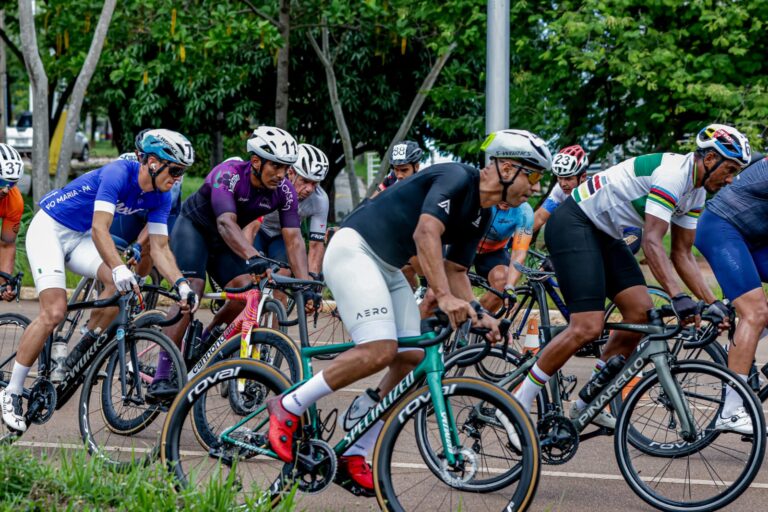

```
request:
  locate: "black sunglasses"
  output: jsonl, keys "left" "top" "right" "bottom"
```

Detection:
{"left": 156, "top": 162, "right": 186, "bottom": 178}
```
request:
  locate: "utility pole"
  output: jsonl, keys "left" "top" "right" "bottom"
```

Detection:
{"left": 485, "top": 0, "right": 510, "bottom": 162}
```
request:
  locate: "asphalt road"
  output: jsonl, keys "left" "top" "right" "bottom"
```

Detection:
{"left": 3, "top": 299, "right": 768, "bottom": 512}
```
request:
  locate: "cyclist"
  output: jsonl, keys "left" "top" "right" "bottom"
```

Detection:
{"left": 254, "top": 143, "right": 329, "bottom": 275}
{"left": 0, "top": 129, "right": 197, "bottom": 433}
{"left": 695, "top": 152, "right": 768, "bottom": 433}
{"left": 513, "top": 123, "right": 749, "bottom": 432}
{"left": 370, "top": 140, "right": 423, "bottom": 198}
{"left": 532, "top": 144, "right": 589, "bottom": 233}
{"left": 157, "top": 127, "right": 316, "bottom": 396}
{"left": 0, "top": 144, "right": 24, "bottom": 301}
{"left": 265, "top": 129, "right": 551, "bottom": 494}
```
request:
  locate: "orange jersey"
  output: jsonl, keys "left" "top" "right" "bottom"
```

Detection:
{"left": 0, "top": 187, "right": 23, "bottom": 235}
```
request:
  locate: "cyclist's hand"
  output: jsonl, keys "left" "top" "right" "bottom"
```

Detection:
{"left": 672, "top": 293, "right": 700, "bottom": 328}
{"left": 178, "top": 281, "right": 199, "bottom": 313}
{"left": 125, "top": 242, "right": 142, "bottom": 266}
{"left": 474, "top": 313, "right": 502, "bottom": 343}
{"left": 303, "top": 289, "right": 322, "bottom": 313}
{"left": 705, "top": 300, "right": 730, "bottom": 331}
{"left": 437, "top": 294, "right": 476, "bottom": 329}
{"left": 0, "top": 283, "right": 15, "bottom": 302}
{"left": 112, "top": 264, "right": 139, "bottom": 294}
{"left": 502, "top": 286, "right": 517, "bottom": 312}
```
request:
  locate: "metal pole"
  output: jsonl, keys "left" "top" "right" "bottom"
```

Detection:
{"left": 485, "top": 0, "right": 510, "bottom": 145}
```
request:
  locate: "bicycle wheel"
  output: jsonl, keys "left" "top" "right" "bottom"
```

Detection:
{"left": 0, "top": 314, "right": 30, "bottom": 384}
{"left": 79, "top": 328, "right": 187, "bottom": 470}
{"left": 375, "top": 377, "right": 540, "bottom": 511}
{"left": 161, "top": 359, "right": 293, "bottom": 508}
{"left": 305, "top": 299, "right": 349, "bottom": 360}
{"left": 259, "top": 297, "right": 287, "bottom": 334}
{"left": 191, "top": 328, "right": 302, "bottom": 450}
{"left": 616, "top": 360, "right": 765, "bottom": 511}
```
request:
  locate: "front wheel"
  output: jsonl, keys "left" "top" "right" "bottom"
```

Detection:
{"left": 375, "top": 377, "right": 540, "bottom": 512}
{"left": 615, "top": 360, "right": 765, "bottom": 511}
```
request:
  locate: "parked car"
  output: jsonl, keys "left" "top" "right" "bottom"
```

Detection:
{"left": 6, "top": 111, "right": 90, "bottom": 161}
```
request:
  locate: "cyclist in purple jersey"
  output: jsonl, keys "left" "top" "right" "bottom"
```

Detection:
{"left": 158, "top": 127, "right": 315, "bottom": 398}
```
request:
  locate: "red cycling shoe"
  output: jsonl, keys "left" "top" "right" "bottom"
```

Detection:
{"left": 336, "top": 455, "right": 375, "bottom": 497}
{"left": 266, "top": 396, "right": 300, "bottom": 463}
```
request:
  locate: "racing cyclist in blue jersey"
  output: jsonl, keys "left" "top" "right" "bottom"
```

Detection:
{"left": 0, "top": 129, "right": 197, "bottom": 433}
{"left": 695, "top": 152, "right": 768, "bottom": 432}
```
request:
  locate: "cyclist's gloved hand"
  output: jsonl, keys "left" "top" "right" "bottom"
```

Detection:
{"left": 671, "top": 293, "right": 698, "bottom": 321}
{"left": 541, "top": 257, "right": 555, "bottom": 273}
{"left": 308, "top": 271, "right": 324, "bottom": 282}
{"left": 125, "top": 242, "right": 142, "bottom": 265}
{"left": 245, "top": 257, "right": 270, "bottom": 276}
{"left": 177, "top": 280, "right": 199, "bottom": 313}
{"left": 303, "top": 289, "right": 322, "bottom": 312}
{"left": 112, "top": 264, "right": 138, "bottom": 293}
{"left": 502, "top": 286, "right": 517, "bottom": 311}
{"left": 704, "top": 300, "right": 729, "bottom": 321}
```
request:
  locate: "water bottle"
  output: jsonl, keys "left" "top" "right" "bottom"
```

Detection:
{"left": 50, "top": 342, "right": 68, "bottom": 384}
{"left": 578, "top": 354, "right": 626, "bottom": 404}
{"left": 339, "top": 388, "right": 380, "bottom": 431}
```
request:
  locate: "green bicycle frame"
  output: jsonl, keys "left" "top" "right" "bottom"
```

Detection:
{"left": 221, "top": 330, "right": 468, "bottom": 466}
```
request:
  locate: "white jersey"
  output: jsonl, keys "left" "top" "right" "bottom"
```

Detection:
{"left": 260, "top": 185, "right": 329, "bottom": 241}
{"left": 572, "top": 152, "right": 705, "bottom": 239}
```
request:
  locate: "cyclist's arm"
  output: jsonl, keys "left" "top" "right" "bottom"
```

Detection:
{"left": 148, "top": 233, "right": 184, "bottom": 284}
{"left": 532, "top": 207, "right": 551, "bottom": 233}
{"left": 91, "top": 211, "right": 124, "bottom": 270}
{"left": 308, "top": 241, "right": 324, "bottom": 275}
{"left": 282, "top": 227, "right": 311, "bottom": 279}
{"left": 242, "top": 217, "right": 262, "bottom": 244}
{"left": 0, "top": 221, "right": 17, "bottom": 276}
{"left": 670, "top": 223, "right": 717, "bottom": 303}
{"left": 642, "top": 214, "right": 685, "bottom": 297}
{"left": 216, "top": 212, "right": 259, "bottom": 260}
{"left": 414, "top": 214, "right": 455, "bottom": 299}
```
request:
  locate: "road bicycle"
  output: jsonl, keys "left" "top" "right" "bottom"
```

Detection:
{"left": 160, "top": 288, "right": 541, "bottom": 511}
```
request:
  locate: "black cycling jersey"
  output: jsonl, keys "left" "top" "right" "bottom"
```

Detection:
{"left": 343, "top": 162, "right": 491, "bottom": 268}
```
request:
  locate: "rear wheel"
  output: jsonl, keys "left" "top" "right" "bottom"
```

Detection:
{"left": 0, "top": 314, "right": 30, "bottom": 386}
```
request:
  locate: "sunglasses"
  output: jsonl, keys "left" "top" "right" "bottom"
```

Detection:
{"left": 157, "top": 162, "right": 186, "bottom": 178}
{"left": 510, "top": 163, "right": 543, "bottom": 185}
{"left": 0, "top": 179, "right": 17, "bottom": 190}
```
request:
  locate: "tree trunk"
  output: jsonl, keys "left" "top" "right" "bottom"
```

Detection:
{"left": 308, "top": 24, "right": 360, "bottom": 207}
{"left": 274, "top": 0, "right": 290, "bottom": 129}
{"left": 365, "top": 42, "right": 457, "bottom": 196}
{"left": 54, "top": 0, "right": 116, "bottom": 188}
{"left": 212, "top": 111, "right": 224, "bottom": 166}
{"left": 18, "top": 0, "right": 50, "bottom": 206}
{"left": 0, "top": 11, "right": 6, "bottom": 142}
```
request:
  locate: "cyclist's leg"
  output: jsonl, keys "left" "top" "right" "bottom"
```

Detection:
{"left": 201, "top": 246, "right": 255, "bottom": 333}
{"left": 476, "top": 249, "right": 509, "bottom": 311}
{"left": 67, "top": 236, "right": 117, "bottom": 332}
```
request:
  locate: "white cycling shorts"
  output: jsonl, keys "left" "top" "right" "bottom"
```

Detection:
{"left": 26, "top": 210, "right": 103, "bottom": 293}
{"left": 323, "top": 227, "right": 421, "bottom": 346}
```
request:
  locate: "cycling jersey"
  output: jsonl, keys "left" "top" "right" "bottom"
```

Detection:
{"left": 111, "top": 179, "right": 183, "bottom": 244}
{"left": 0, "top": 187, "right": 23, "bottom": 235}
{"left": 39, "top": 160, "right": 172, "bottom": 235}
{"left": 706, "top": 157, "right": 768, "bottom": 247}
{"left": 477, "top": 203, "right": 534, "bottom": 254}
{"left": 342, "top": 162, "right": 491, "bottom": 268}
{"left": 572, "top": 153, "right": 705, "bottom": 239}
{"left": 181, "top": 159, "right": 299, "bottom": 240}
{"left": 541, "top": 183, "right": 569, "bottom": 214}
{"left": 377, "top": 172, "right": 398, "bottom": 192}
{"left": 260, "top": 185, "right": 328, "bottom": 241}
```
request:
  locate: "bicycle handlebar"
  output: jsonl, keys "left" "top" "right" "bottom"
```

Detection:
{"left": 0, "top": 271, "right": 23, "bottom": 301}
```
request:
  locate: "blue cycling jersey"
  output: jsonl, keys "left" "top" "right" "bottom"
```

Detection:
{"left": 706, "top": 157, "right": 768, "bottom": 247}
{"left": 477, "top": 203, "right": 534, "bottom": 254}
{"left": 40, "top": 160, "right": 172, "bottom": 234}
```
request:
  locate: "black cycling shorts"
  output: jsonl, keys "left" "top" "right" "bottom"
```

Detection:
{"left": 473, "top": 249, "right": 510, "bottom": 280}
{"left": 544, "top": 197, "right": 646, "bottom": 313}
{"left": 170, "top": 214, "right": 249, "bottom": 286}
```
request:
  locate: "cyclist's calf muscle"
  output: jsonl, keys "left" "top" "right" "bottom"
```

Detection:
{"left": 322, "top": 340, "right": 399, "bottom": 391}
{"left": 15, "top": 289, "right": 68, "bottom": 366}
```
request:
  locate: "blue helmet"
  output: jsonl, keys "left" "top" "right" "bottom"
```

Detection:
{"left": 136, "top": 129, "right": 195, "bottom": 167}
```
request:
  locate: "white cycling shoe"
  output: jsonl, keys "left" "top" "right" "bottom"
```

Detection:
{"left": 715, "top": 407, "right": 753, "bottom": 435}
{"left": 569, "top": 403, "right": 616, "bottom": 429}
{"left": 0, "top": 389, "right": 26, "bottom": 433}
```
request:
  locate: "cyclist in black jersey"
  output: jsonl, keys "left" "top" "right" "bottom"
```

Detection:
{"left": 266, "top": 129, "right": 553, "bottom": 493}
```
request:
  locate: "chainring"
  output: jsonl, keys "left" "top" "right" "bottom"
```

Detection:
{"left": 27, "top": 378, "right": 57, "bottom": 425}
{"left": 283, "top": 439, "right": 338, "bottom": 495}
{"left": 538, "top": 413, "right": 579, "bottom": 465}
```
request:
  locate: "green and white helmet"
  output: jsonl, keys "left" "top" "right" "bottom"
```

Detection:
{"left": 481, "top": 129, "right": 552, "bottom": 170}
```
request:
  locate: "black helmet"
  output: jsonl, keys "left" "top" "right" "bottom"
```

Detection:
{"left": 391, "top": 140, "right": 423, "bottom": 166}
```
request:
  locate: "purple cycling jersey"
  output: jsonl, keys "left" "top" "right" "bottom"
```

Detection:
{"left": 181, "top": 159, "right": 300, "bottom": 239}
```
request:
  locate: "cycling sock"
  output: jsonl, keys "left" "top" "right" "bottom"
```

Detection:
{"left": 514, "top": 363, "right": 550, "bottom": 413}
{"left": 6, "top": 362, "right": 30, "bottom": 395}
{"left": 574, "top": 360, "right": 608, "bottom": 409}
{"left": 722, "top": 373, "right": 748, "bottom": 418}
{"left": 342, "top": 420, "right": 384, "bottom": 458}
{"left": 282, "top": 371, "right": 333, "bottom": 416}
{"left": 154, "top": 350, "right": 174, "bottom": 381}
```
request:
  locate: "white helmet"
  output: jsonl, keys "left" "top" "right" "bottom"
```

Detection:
{"left": 224, "top": 156, "right": 244, "bottom": 162}
{"left": 293, "top": 143, "right": 329, "bottom": 182}
{"left": 481, "top": 129, "right": 552, "bottom": 170}
{"left": 247, "top": 126, "right": 298, "bottom": 165}
{"left": 136, "top": 129, "right": 195, "bottom": 167}
{"left": 696, "top": 124, "right": 751, "bottom": 168}
{"left": 0, "top": 143, "right": 23, "bottom": 182}
{"left": 117, "top": 152, "right": 139, "bottom": 162}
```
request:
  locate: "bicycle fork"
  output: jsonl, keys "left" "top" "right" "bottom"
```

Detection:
{"left": 425, "top": 371, "right": 462, "bottom": 466}
{"left": 651, "top": 353, "right": 698, "bottom": 442}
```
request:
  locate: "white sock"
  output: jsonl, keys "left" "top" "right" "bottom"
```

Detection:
{"left": 343, "top": 420, "right": 384, "bottom": 458}
{"left": 575, "top": 359, "right": 609, "bottom": 409}
{"left": 282, "top": 371, "right": 333, "bottom": 415}
{"left": 6, "top": 362, "right": 30, "bottom": 395}
{"left": 514, "top": 363, "right": 551, "bottom": 413}
{"left": 722, "top": 373, "right": 748, "bottom": 418}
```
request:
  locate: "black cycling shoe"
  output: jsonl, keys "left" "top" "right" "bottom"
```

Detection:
{"left": 146, "top": 378, "right": 179, "bottom": 403}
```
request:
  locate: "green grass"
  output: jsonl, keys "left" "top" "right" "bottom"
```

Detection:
{"left": 0, "top": 444, "right": 296, "bottom": 511}
{"left": 89, "top": 139, "right": 120, "bottom": 159}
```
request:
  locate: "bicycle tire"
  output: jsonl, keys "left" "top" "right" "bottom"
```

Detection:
{"left": 160, "top": 359, "right": 293, "bottom": 508}
{"left": 79, "top": 328, "right": 187, "bottom": 471}
{"left": 0, "top": 314, "right": 30, "bottom": 384}
{"left": 374, "top": 377, "right": 540, "bottom": 512}
{"left": 259, "top": 297, "right": 288, "bottom": 335}
{"left": 615, "top": 360, "right": 765, "bottom": 511}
